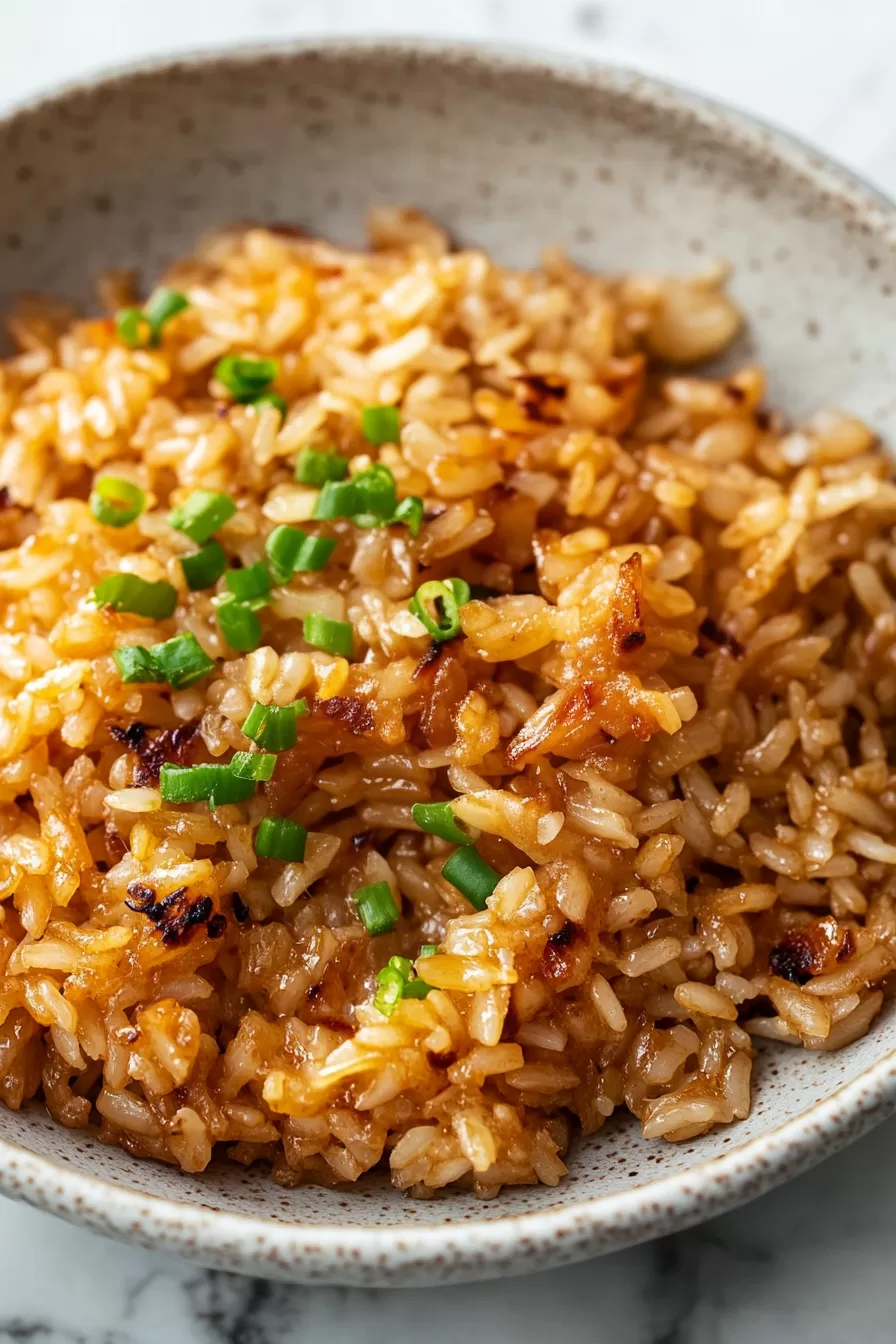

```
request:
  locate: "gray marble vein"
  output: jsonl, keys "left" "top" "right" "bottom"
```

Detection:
{"left": 1, "top": 0, "right": 895, "bottom": 1339}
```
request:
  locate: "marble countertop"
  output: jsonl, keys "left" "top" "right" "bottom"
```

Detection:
{"left": 2, "top": 1, "right": 896, "bottom": 1339}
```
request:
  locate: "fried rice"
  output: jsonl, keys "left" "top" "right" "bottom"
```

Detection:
{"left": 0, "top": 207, "right": 894, "bottom": 1197}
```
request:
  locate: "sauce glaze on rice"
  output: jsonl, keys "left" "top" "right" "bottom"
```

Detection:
{"left": 0, "top": 209, "right": 893, "bottom": 1195}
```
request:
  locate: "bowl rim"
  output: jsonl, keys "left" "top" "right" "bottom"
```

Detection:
{"left": 3, "top": 35, "right": 896, "bottom": 1283}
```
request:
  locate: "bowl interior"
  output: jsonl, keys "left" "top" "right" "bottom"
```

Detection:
{"left": 2, "top": 42, "right": 896, "bottom": 1277}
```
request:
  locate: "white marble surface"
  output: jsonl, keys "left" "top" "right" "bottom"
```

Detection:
{"left": 2, "top": 0, "right": 896, "bottom": 1338}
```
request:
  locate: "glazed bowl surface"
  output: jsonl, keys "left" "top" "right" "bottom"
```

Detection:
{"left": 1, "top": 39, "right": 896, "bottom": 1286}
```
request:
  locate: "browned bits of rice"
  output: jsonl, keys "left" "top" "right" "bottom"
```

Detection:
{"left": 0, "top": 208, "right": 894, "bottom": 1196}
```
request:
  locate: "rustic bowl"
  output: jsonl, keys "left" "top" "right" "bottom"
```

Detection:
{"left": 1, "top": 40, "right": 896, "bottom": 1287}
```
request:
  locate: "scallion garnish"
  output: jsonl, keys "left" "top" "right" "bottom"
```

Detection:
{"left": 391, "top": 495, "right": 424, "bottom": 537}
{"left": 303, "top": 611, "right": 354, "bottom": 658}
{"left": 160, "top": 763, "right": 256, "bottom": 808}
{"left": 295, "top": 535, "right": 337, "bottom": 573}
{"left": 242, "top": 699, "right": 308, "bottom": 752}
{"left": 225, "top": 562, "right": 271, "bottom": 604}
{"left": 230, "top": 751, "right": 277, "bottom": 781}
{"left": 411, "top": 801, "right": 473, "bottom": 846}
{"left": 180, "top": 540, "right": 227, "bottom": 591}
{"left": 373, "top": 953, "right": 434, "bottom": 1015}
{"left": 296, "top": 448, "right": 349, "bottom": 486}
{"left": 313, "top": 479, "right": 360, "bottom": 521}
{"left": 214, "top": 355, "right": 279, "bottom": 403}
{"left": 409, "top": 577, "right": 469, "bottom": 643}
{"left": 169, "top": 490, "right": 237, "bottom": 545}
{"left": 361, "top": 404, "right": 401, "bottom": 446}
{"left": 89, "top": 476, "right": 145, "bottom": 528}
{"left": 265, "top": 525, "right": 307, "bottom": 582}
{"left": 112, "top": 645, "right": 162, "bottom": 684}
{"left": 355, "top": 881, "right": 400, "bottom": 936}
{"left": 217, "top": 597, "right": 262, "bottom": 652}
{"left": 441, "top": 847, "right": 500, "bottom": 911}
{"left": 350, "top": 464, "right": 397, "bottom": 527}
{"left": 92, "top": 573, "right": 178, "bottom": 620}
{"left": 153, "top": 632, "right": 216, "bottom": 689}
{"left": 254, "top": 815, "right": 308, "bottom": 861}
{"left": 252, "top": 391, "right": 287, "bottom": 419}
{"left": 115, "top": 288, "right": 188, "bottom": 348}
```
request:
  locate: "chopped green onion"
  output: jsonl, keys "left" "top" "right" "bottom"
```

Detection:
{"left": 373, "top": 954, "right": 433, "bottom": 1015}
{"left": 419, "top": 944, "right": 437, "bottom": 957}
{"left": 391, "top": 495, "right": 424, "bottom": 537}
{"left": 214, "top": 354, "right": 278, "bottom": 403}
{"left": 230, "top": 751, "right": 277, "bottom": 781}
{"left": 313, "top": 479, "right": 360, "bottom": 521}
{"left": 92, "top": 573, "right": 178, "bottom": 620}
{"left": 355, "top": 881, "right": 400, "bottom": 936}
{"left": 265, "top": 525, "right": 307, "bottom": 582}
{"left": 112, "top": 645, "right": 161, "bottom": 684}
{"left": 242, "top": 699, "right": 308, "bottom": 752}
{"left": 296, "top": 448, "right": 349, "bottom": 486}
{"left": 373, "top": 963, "right": 406, "bottom": 1016}
{"left": 89, "top": 476, "right": 145, "bottom": 528}
{"left": 350, "top": 464, "right": 397, "bottom": 526}
{"left": 169, "top": 490, "right": 237, "bottom": 545}
{"left": 412, "top": 801, "right": 473, "bottom": 846}
{"left": 225, "top": 562, "right": 271, "bottom": 603}
{"left": 115, "top": 290, "right": 188, "bottom": 349}
{"left": 303, "top": 612, "right": 354, "bottom": 658}
{"left": 160, "top": 763, "right": 256, "bottom": 807}
{"left": 441, "top": 847, "right": 501, "bottom": 910}
{"left": 153, "top": 632, "right": 216, "bottom": 689}
{"left": 180, "top": 540, "right": 227, "bottom": 591}
{"left": 254, "top": 815, "right": 308, "bottom": 861}
{"left": 361, "top": 405, "right": 401, "bottom": 446}
{"left": 252, "top": 391, "right": 287, "bottom": 419}
{"left": 409, "top": 578, "right": 469, "bottom": 643}
{"left": 217, "top": 598, "right": 262, "bottom": 652}
{"left": 115, "top": 308, "right": 147, "bottom": 347}
{"left": 295, "top": 535, "right": 337, "bottom": 573}
{"left": 142, "top": 288, "right": 189, "bottom": 343}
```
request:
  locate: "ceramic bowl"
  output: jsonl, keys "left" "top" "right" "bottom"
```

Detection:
{"left": 2, "top": 40, "right": 896, "bottom": 1287}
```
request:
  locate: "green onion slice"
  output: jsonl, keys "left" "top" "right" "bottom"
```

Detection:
{"left": 296, "top": 448, "right": 349, "bottom": 486}
{"left": 252, "top": 391, "right": 287, "bottom": 419}
{"left": 225, "top": 561, "right": 271, "bottom": 603}
{"left": 355, "top": 881, "right": 400, "bottom": 936}
{"left": 160, "top": 763, "right": 256, "bottom": 807}
{"left": 242, "top": 699, "right": 308, "bottom": 752}
{"left": 89, "top": 476, "right": 145, "bottom": 528}
{"left": 350, "top": 464, "right": 397, "bottom": 526}
{"left": 115, "top": 308, "right": 148, "bottom": 348}
{"left": 411, "top": 801, "right": 474, "bottom": 846}
{"left": 265, "top": 524, "right": 307, "bottom": 582}
{"left": 391, "top": 495, "right": 424, "bottom": 537}
{"left": 408, "top": 578, "right": 469, "bottom": 643}
{"left": 217, "top": 598, "right": 262, "bottom": 652}
{"left": 303, "top": 612, "right": 354, "bottom": 658}
{"left": 230, "top": 750, "right": 277, "bottom": 781}
{"left": 153, "top": 632, "right": 216, "bottom": 689}
{"left": 169, "top": 489, "right": 237, "bottom": 545}
{"left": 142, "top": 288, "right": 189, "bottom": 343}
{"left": 441, "top": 847, "right": 500, "bottom": 910}
{"left": 254, "top": 815, "right": 308, "bottom": 861}
{"left": 92, "top": 573, "right": 178, "bottom": 620}
{"left": 180, "top": 540, "right": 227, "bottom": 591}
{"left": 214, "top": 354, "right": 278, "bottom": 403}
{"left": 313, "top": 479, "right": 360, "bottom": 521}
{"left": 112, "top": 645, "right": 162, "bottom": 684}
{"left": 361, "top": 405, "right": 401, "bottom": 446}
{"left": 373, "top": 953, "right": 434, "bottom": 1015}
{"left": 295, "top": 535, "right": 336, "bottom": 573}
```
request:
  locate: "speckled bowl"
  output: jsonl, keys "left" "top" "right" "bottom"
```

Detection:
{"left": 2, "top": 40, "right": 896, "bottom": 1287}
